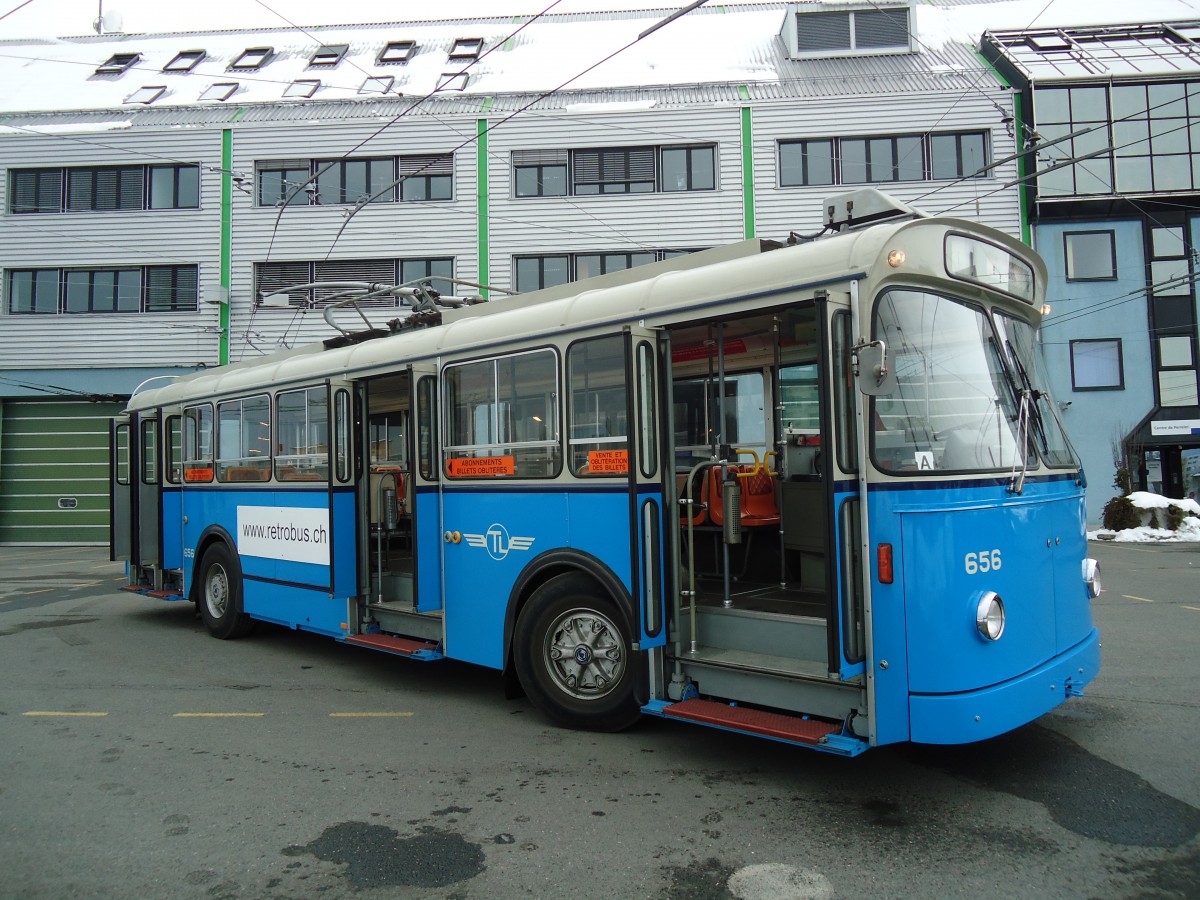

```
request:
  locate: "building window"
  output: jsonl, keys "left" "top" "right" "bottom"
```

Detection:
{"left": 10, "top": 164, "right": 200, "bottom": 213}
{"left": 397, "top": 155, "right": 453, "bottom": 201}
{"left": 316, "top": 158, "right": 395, "bottom": 204}
{"left": 257, "top": 160, "right": 311, "bottom": 206}
{"left": 574, "top": 148, "right": 656, "bottom": 194}
{"left": 512, "top": 145, "right": 715, "bottom": 197}
{"left": 400, "top": 258, "right": 453, "bottom": 296}
{"left": 513, "top": 249, "right": 697, "bottom": 292}
{"left": 5, "top": 264, "right": 199, "bottom": 314}
{"left": 284, "top": 79, "right": 320, "bottom": 99}
{"left": 309, "top": 44, "right": 348, "bottom": 67}
{"left": 1063, "top": 230, "right": 1116, "bottom": 280}
{"left": 256, "top": 155, "right": 452, "bottom": 206}
{"left": 1070, "top": 339, "right": 1124, "bottom": 390}
{"left": 8, "top": 168, "right": 63, "bottom": 213}
{"left": 199, "top": 82, "right": 238, "bottom": 101}
{"left": 95, "top": 53, "right": 140, "bottom": 75}
{"left": 67, "top": 166, "right": 143, "bottom": 210}
{"left": 437, "top": 72, "right": 469, "bottom": 91}
{"left": 778, "top": 131, "right": 986, "bottom": 186}
{"left": 124, "top": 85, "right": 166, "bottom": 105}
{"left": 448, "top": 38, "right": 484, "bottom": 61}
{"left": 789, "top": 7, "right": 910, "bottom": 57}
{"left": 1146, "top": 222, "right": 1199, "bottom": 407}
{"left": 253, "top": 258, "right": 453, "bottom": 307}
{"left": 661, "top": 145, "right": 715, "bottom": 191}
{"left": 230, "top": 47, "right": 273, "bottom": 70}
{"left": 149, "top": 165, "right": 200, "bottom": 209}
{"left": 360, "top": 76, "right": 394, "bottom": 94}
{"left": 378, "top": 41, "right": 417, "bottom": 65}
{"left": 513, "top": 150, "right": 568, "bottom": 197}
{"left": 163, "top": 50, "right": 205, "bottom": 73}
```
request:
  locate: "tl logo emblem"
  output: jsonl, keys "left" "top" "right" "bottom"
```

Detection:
{"left": 463, "top": 523, "right": 535, "bottom": 561}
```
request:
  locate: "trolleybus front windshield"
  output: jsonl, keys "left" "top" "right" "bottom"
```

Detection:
{"left": 872, "top": 288, "right": 1029, "bottom": 474}
{"left": 993, "top": 312, "right": 1076, "bottom": 469}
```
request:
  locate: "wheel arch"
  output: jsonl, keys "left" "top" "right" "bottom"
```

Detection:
{"left": 190, "top": 525, "right": 238, "bottom": 602}
{"left": 501, "top": 549, "right": 634, "bottom": 680}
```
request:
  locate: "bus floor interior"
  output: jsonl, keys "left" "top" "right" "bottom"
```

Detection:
{"left": 683, "top": 528, "right": 826, "bottom": 619}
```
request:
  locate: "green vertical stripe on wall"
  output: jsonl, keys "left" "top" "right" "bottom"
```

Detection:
{"left": 477, "top": 118, "right": 489, "bottom": 298}
{"left": 741, "top": 102, "right": 755, "bottom": 239}
{"left": 220, "top": 129, "right": 232, "bottom": 365}
{"left": 1011, "top": 92, "right": 1031, "bottom": 245}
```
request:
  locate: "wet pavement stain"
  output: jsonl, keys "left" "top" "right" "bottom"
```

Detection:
{"left": 912, "top": 724, "right": 1200, "bottom": 848}
{"left": 286, "top": 821, "right": 485, "bottom": 890}
{"left": 0, "top": 616, "right": 98, "bottom": 636}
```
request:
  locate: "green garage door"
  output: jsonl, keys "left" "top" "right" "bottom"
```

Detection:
{"left": 0, "top": 399, "right": 124, "bottom": 544}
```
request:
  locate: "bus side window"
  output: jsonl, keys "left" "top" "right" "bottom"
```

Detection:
{"left": 140, "top": 419, "right": 157, "bottom": 484}
{"left": 182, "top": 404, "right": 214, "bottom": 483}
{"left": 165, "top": 415, "right": 182, "bottom": 484}
{"left": 217, "top": 395, "right": 271, "bottom": 483}
{"left": 335, "top": 389, "right": 351, "bottom": 483}
{"left": 276, "top": 386, "right": 329, "bottom": 482}
{"left": 417, "top": 376, "right": 437, "bottom": 481}
{"left": 568, "top": 335, "right": 628, "bottom": 476}
{"left": 114, "top": 424, "right": 130, "bottom": 486}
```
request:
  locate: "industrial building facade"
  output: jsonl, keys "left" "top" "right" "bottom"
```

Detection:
{"left": 0, "top": 2, "right": 1068, "bottom": 541}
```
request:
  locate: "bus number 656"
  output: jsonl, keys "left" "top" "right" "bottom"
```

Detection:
{"left": 965, "top": 549, "right": 1002, "bottom": 574}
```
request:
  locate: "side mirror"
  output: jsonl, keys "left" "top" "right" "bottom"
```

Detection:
{"left": 856, "top": 341, "right": 896, "bottom": 395}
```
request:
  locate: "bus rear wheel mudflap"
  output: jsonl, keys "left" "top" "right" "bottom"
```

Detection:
{"left": 513, "top": 573, "right": 640, "bottom": 732}
{"left": 197, "top": 542, "right": 256, "bottom": 640}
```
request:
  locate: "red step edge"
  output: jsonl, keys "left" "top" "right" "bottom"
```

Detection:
{"left": 662, "top": 698, "right": 839, "bottom": 745}
{"left": 148, "top": 590, "right": 184, "bottom": 599}
{"left": 345, "top": 633, "right": 439, "bottom": 656}
{"left": 119, "top": 585, "right": 149, "bottom": 593}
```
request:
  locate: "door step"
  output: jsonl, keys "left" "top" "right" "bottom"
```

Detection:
{"left": 344, "top": 633, "right": 443, "bottom": 661}
{"left": 657, "top": 698, "right": 864, "bottom": 755}
{"left": 148, "top": 589, "right": 185, "bottom": 600}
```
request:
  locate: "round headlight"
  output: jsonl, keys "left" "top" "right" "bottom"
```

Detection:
{"left": 976, "top": 592, "right": 1005, "bottom": 641}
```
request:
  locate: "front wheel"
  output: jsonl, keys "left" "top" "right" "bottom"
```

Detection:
{"left": 513, "top": 574, "right": 640, "bottom": 732}
{"left": 197, "top": 543, "right": 255, "bottom": 639}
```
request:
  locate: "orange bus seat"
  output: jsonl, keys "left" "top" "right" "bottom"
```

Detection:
{"left": 708, "top": 465, "right": 780, "bottom": 528}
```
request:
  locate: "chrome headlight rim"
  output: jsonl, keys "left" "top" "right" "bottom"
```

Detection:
{"left": 975, "top": 591, "right": 1006, "bottom": 641}
{"left": 1083, "top": 557, "right": 1102, "bottom": 600}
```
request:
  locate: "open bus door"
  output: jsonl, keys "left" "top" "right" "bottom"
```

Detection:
{"left": 110, "top": 416, "right": 132, "bottom": 563}
{"left": 134, "top": 412, "right": 162, "bottom": 577}
{"left": 625, "top": 326, "right": 670, "bottom": 663}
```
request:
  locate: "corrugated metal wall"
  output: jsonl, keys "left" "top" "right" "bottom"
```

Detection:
{"left": 0, "top": 399, "right": 122, "bottom": 544}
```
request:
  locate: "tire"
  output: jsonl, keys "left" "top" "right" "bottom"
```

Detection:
{"left": 197, "top": 542, "right": 255, "bottom": 639}
{"left": 513, "top": 573, "right": 640, "bottom": 732}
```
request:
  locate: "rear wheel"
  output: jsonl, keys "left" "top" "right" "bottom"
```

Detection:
{"left": 197, "top": 543, "right": 255, "bottom": 639}
{"left": 514, "top": 574, "right": 640, "bottom": 732}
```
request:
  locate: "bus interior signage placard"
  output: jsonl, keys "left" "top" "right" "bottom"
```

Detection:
{"left": 447, "top": 456, "right": 516, "bottom": 477}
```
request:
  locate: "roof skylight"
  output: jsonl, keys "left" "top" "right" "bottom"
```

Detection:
{"left": 438, "top": 72, "right": 469, "bottom": 91}
{"left": 95, "top": 53, "right": 140, "bottom": 75}
{"left": 378, "top": 40, "right": 417, "bottom": 65}
{"left": 448, "top": 38, "right": 484, "bottom": 61}
{"left": 284, "top": 79, "right": 321, "bottom": 99}
{"left": 359, "top": 75, "right": 395, "bottom": 95}
{"left": 309, "top": 44, "right": 349, "bottom": 68}
{"left": 230, "top": 47, "right": 274, "bottom": 70}
{"left": 164, "top": 50, "right": 205, "bottom": 73}
{"left": 125, "top": 85, "right": 166, "bottom": 104}
{"left": 199, "top": 82, "right": 238, "bottom": 102}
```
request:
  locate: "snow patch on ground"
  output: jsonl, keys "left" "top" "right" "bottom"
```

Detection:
{"left": 1087, "top": 491, "right": 1200, "bottom": 543}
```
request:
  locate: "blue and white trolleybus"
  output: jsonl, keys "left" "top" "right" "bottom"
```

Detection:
{"left": 111, "top": 190, "right": 1101, "bottom": 755}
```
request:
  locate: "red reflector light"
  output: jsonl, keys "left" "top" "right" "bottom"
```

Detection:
{"left": 877, "top": 543, "right": 893, "bottom": 584}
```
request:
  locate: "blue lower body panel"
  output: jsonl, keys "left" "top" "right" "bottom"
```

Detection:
{"left": 909, "top": 627, "right": 1101, "bottom": 744}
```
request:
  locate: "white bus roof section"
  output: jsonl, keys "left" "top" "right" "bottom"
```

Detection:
{"left": 125, "top": 212, "right": 1043, "bottom": 413}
